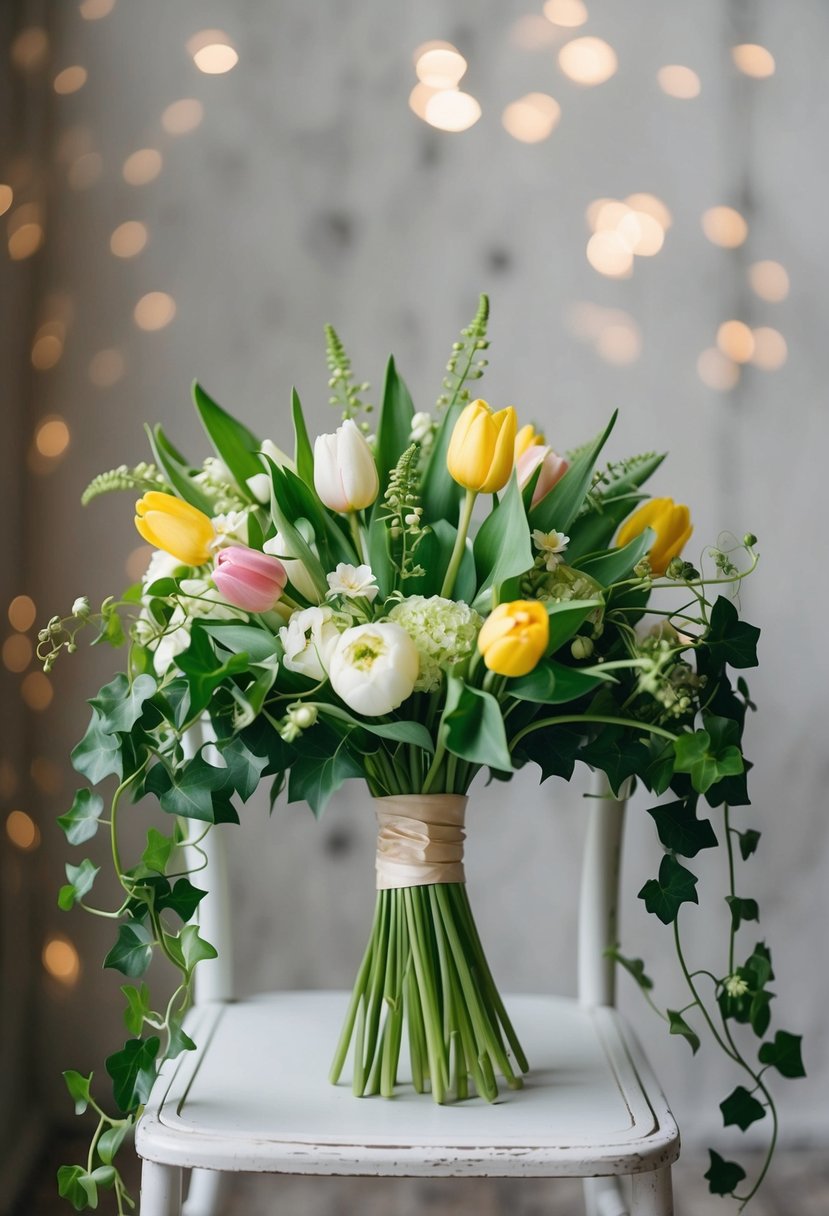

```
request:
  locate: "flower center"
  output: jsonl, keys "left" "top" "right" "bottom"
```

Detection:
{"left": 347, "top": 634, "right": 386, "bottom": 670}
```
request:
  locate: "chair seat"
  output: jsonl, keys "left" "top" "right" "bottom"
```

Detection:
{"left": 136, "top": 991, "right": 679, "bottom": 1179}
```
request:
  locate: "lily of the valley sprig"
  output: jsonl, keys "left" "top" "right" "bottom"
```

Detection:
{"left": 44, "top": 296, "right": 800, "bottom": 1214}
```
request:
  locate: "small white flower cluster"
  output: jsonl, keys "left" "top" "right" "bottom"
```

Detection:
{"left": 387, "top": 595, "right": 482, "bottom": 693}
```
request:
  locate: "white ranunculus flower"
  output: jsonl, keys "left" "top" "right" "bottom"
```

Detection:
{"left": 263, "top": 524, "right": 321, "bottom": 603}
{"left": 314, "top": 418, "right": 379, "bottom": 513}
{"left": 279, "top": 605, "right": 341, "bottom": 681}
{"left": 326, "top": 562, "right": 379, "bottom": 603}
{"left": 329, "top": 622, "right": 419, "bottom": 717}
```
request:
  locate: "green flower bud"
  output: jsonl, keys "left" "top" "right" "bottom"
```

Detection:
{"left": 571, "top": 636, "right": 593, "bottom": 660}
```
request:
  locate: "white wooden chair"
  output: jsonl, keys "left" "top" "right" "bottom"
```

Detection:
{"left": 136, "top": 728, "right": 679, "bottom": 1216}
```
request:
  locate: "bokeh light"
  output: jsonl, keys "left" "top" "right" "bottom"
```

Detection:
{"left": 751, "top": 327, "right": 787, "bottom": 371}
{"left": 586, "top": 197, "right": 667, "bottom": 261}
{"left": 697, "top": 347, "right": 740, "bottom": 391}
{"left": 22, "top": 672, "right": 54, "bottom": 711}
{"left": 717, "top": 320, "right": 755, "bottom": 363}
{"left": 567, "top": 302, "right": 642, "bottom": 365}
{"left": 79, "top": 0, "right": 116, "bottom": 18}
{"left": 2, "top": 634, "right": 33, "bottom": 673}
{"left": 126, "top": 544, "right": 154, "bottom": 581}
{"left": 8, "top": 595, "right": 37, "bottom": 632}
{"left": 7, "top": 204, "right": 45, "bottom": 260}
{"left": 596, "top": 322, "right": 642, "bottom": 365}
{"left": 0, "top": 184, "right": 12, "bottom": 216}
{"left": 415, "top": 45, "right": 467, "bottom": 89}
{"left": 187, "top": 30, "right": 238, "bottom": 75}
{"left": 11, "top": 28, "right": 49, "bottom": 73}
{"left": 110, "top": 220, "right": 148, "bottom": 258}
{"left": 31, "top": 322, "right": 65, "bottom": 371}
{"left": 657, "top": 65, "right": 701, "bottom": 99}
{"left": 134, "top": 292, "right": 177, "bottom": 331}
{"left": 558, "top": 37, "right": 618, "bottom": 86}
{"left": 732, "top": 44, "right": 775, "bottom": 78}
{"left": 54, "top": 66, "right": 88, "bottom": 95}
{"left": 122, "top": 148, "right": 162, "bottom": 185}
{"left": 586, "top": 231, "right": 633, "bottom": 278}
{"left": 43, "top": 937, "right": 80, "bottom": 985}
{"left": 502, "top": 93, "right": 561, "bottom": 143}
{"left": 6, "top": 810, "right": 40, "bottom": 852}
{"left": 161, "top": 98, "right": 204, "bottom": 136}
{"left": 35, "top": 416, "right": 71, "bottom": 458}
{"left": 701, "top": 205, "right": 747, "bottom": 248}
{"left": 423, "top": 91, "right": 481, "bottom": 133}
{"left": 543, "top": 0, "right": 588, "bottom": 28}
{"left": 89, "top": 348, "right": 126, "bottom": 387}
{"left": 510, "top": 15, "right": 558, "bottom": 50}
{"left": 748, "top": 260, "right": 789, "bottom": 302}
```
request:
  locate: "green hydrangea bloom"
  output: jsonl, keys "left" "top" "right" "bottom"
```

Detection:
{"left": 387, "top": 595, "right": 482, "bottom": 692}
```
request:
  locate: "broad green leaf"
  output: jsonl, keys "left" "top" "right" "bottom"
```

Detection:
{"left": 166, "top": 924, "right": 218, "bottom": 974}
{"left": 151, "top": 753, "right": 239, "bottom": 825}
{"left": 71, "top": 713, "right": 122, "bottom": 786}
{"left": 63, "top": 1070, "right": 93, "bottom": 1115}
{"left": 758, "top": 1030, "right": 805, "bottom": 1078}
{"left": 90, "top": 673, "right": 157, "bottom": 734}
{"left": 166, "top": 1019, "right": 197, "bottom": 1060}
{"left": 287, "top": 735, "right": 363, "bottom": 816}
{"left": 529, "top": 410, "right": 618, "bottom": 534}
{"left": 89, "top": 1166, "right": 116, "bottom": 1190}
{"left": 442, "top": 678, "right": 513, "bottom": 772}
{"left": 575, "top": 528, "right": 655, "bottom": 587}
{"left": 638, "top": 854, "right": 699, "bottom": 924}
{"left": 646, "top": 799, "right": 718, "bottom": 858}
{"left": 193, "top": 380, "right": 262, "bottom": 493}
{"left": 156, "top": 878, "right": 206, "bottom": 922}
{"left": 316, "top": 704, "right": 434, "bottom": 752}
{"left": 105, "top": 1035, "right": 161, "bottom": 1112}
{"left": 565, "top": 492, "right": 647, "bottom": 562}
{"left": 545, "top": 600, "right": 603, "bottom": 656}
{"left": 272, "top": 462, "right": 355, "bottom": 569}
{"left": 262, "top": 458, "right": 329, "bottom": 597}
{"left": 516, "top": 721, "right": 583, "bottom": 783}
{"left": 141, "top": 828, "right": 174, "bottom": 874}
{"left": 644, "top": 737, "right": 675, "bottom": 795}
{"left": 472, "top": 473, "right": 534, "bottom": 610}
{"left": 704, "top": 1150, "right": 746, "bottom": 1197}
{"left": 59, "top": 859, "right": 100, "bottom": 911}
{"left": 580, "top": 726, "right": 648, "bottom": 798}
{"left": 667, "top": 1008, "right": 700, "bottom": 1054}
{"left": 720, "top": 1085, "right": 766, "bottom": 1131}
{"left": 706, "top": 596, "right": 760, "bottom": 669}
{"left": 219, "top": 734, "right": 269, "bottom": 801}
{"left": 57, "top": 1165, "right": 98, "bottom": 1212}
{"left": 508, "top": 659, "right": 610, "bottom": 705}
{"left": 673, "top": 726, "right": 743, "bottom": 795}
{"left": 96, "top": 1124, "right": 129, "bottom": 1166}
{"left": 104, "top": 923, "right": 154, "bottom": 978}
{"left": 737, "top": 828, "right": 761, "bottom": 860}
{"left": 291, "top": 387, "right": 314, "bottom": 487}
{"left": 144, "top": 423, "right": 215, "bottom": 515}
{"left": 403, "top": 518, "right": 476, "bottom": 602}
{"left": 121, "top": 984, "right": 151, "bottom": 1036}
{"left": 202, "top": 622, "right": 280, "bottom": 663}
{"left": 176, "top": 629, "right": 250, "bottom": 718}
{"left": 420, "top": 401, "right": 464, "bottom": 527}
{"left": 725, "top": 894, "right": 759, "bottom": 932}
{"left": 374, "top": 356, "right": 415, "bottom": 498}
{"left": 605, "top": 946, "right": 654, "bottom": 991}
{"left": 58, "top": 789, "right": 104, "bottom": 845}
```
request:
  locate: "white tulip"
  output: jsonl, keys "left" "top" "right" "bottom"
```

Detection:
{"left": 279, "top": 606, "right": 341, "bottom": 681}
{"left": 263, "top": 525, "right": 320, "bottom": 603}
{"left": 314, "top": 419, "right": 379, "bottom": 513}
{"left": 329, "top": 622, "right": 419, "bottom": 717}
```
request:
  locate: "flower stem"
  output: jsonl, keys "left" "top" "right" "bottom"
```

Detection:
{"left": 440, "top": 488, "right": 476, "bottom": 598}
{"left": 348, "top": 511, "right": 366, "bottom": 564}
{"left": 509, "top": 713, "right": 678, "bottom": 751}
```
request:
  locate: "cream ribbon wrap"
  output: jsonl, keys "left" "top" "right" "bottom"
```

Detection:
{"left": 374, "top": 794, "right": 467, "bottom": 890}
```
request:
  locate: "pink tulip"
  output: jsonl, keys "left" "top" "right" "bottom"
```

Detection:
{"left": 516, "top": 445, "right": 569, "bottom": 507}
{"left": 212, "top": 546, "right": 288, "bottom": 612}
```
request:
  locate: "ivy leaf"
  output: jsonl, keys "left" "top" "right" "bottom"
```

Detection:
{"left": 63, "top": 1070, "right": 93, "bottom": 1115}
{"left": 580, "top": 726, "right": 648, "bottom": 798}
{"left": 667, "top": 1009, "right": 700, "bottom": 1054}
{"left": 673, "top": 727, "right": 743, "bottom": 794}
{"left": 287, "top": 734, "right": 363, "bottom": 817}
{"left": 737, "top": 828, "right": 761, "bottom": 860}
{"left": 58, "top": 859, "right": 100, "bottom": 911}
{"left": 704, "top": 1149, "right": 747, "bottom": 1196}
{"left": 152, "top": 753, "right": 239, "bottom": 825}
{"left": 758, "top": 1030, "right": 806, "bottom": 1079}
{"left": 517, "top": 722, "right": 582, "bottom": 783}
{"left": 90, "top": 673, "right": 157, "bottom": 733}
{"left": 121, "top": 984, "right": 151, "bottom": 1036}
{"left": 750, "top": 990, "right": 774, "bottom": 1038}
{"left": 707, "top": 596, "right": 760, "bottom": 669}
{"left": 646, "top": 799, "right": 718, "bottom": 858}
{"left": 57, "top": 1165, "right": 98, "bottom": 1212}
{"left": 58, "top": 790, "right": 104, "bottom": 846}
{"left": 105, "top": 1036, "right": 161, "bottom": 1113}
{"left": 141, "top": 827, "right": 175, "bottom": 874}
{"left": 156, "top": 878, "right": 206, "bottom": 922}
{"left": 165, "top": 924, "right": 218, "bottom": 976}
{"left": 748, "top": 941, "right": 775, "bottom": 985}
{"left": 166, "top": 1019, "right": 197, "bottom": 1060}
{"left": 726, "top": 895, "right": 759, "bottom": 932}
{"left": 605, "top": 946, "right": 653, "bottom": 991}
{"left": 638, "top": 854, "right": 699, "bottom": 925}
{"left": 96, "top": 1124, "right": 128, "bottom": 1166}
{"left": 176, "top": 626, "right": 250, "bottom": 718}
{"left": 218, "top": 734, "right": 269, "bottom": 802}
{"left": 71, "top": 712, "right": 122, "bottom": 786}
{"left": 643, "top": 737, "right": 675, "bottom": 796}
{"left": 720, "top": 1085, "right": 766, "bottom": 1131}
{"left": 104, "top": 922, "right": 154, "bottom": 978}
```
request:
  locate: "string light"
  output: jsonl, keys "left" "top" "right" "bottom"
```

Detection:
{"left": 7, "top": 204, "right": 45, "bottom": 260}
{"left": 558, "top": 37, "right": 618, "bottom": 86}
{"left": 409, "top": 84, "right": 442, "bottom": 121}
{"left": 89, "top": 348, "right": 126, "bottom": 386}
{"left": 161, "top": 98, "right": 204, "bottom": 135}
{"left": 31, "top": 322, "right": 65, "bottom": 371}
{"left": 423, "top": 91, "right": 481, "bottom": 133}
{"left": 625, "top": 192, "right": 672, "bottom": 229}
{"left": 697, "top": 347, "right": 740, "bottom": 391}
{"left": 11, "top": 28, "right": 49, "bottom": 73}
{"left": 510, "top": 15, "right": 558, "bottom": 50}
{"left": 748, "top": 260, "right": 789, "bottom": 302}
{"left": 751, "top": 327, "right": 787, "bottom": 371}
{"left": 0, "top": 184, "right": 14, "bottom": 216}
{"left": 187, "top": 30, "right": 238, "bottom": 75}
{"left": 35, "top": 416, "right": 71, "bottom": 458}
{"left": 53, "top": 66, "right": 88, "bottom": 95}
{"left": 122, "top": 149, "right": 162, "bottom": 185}
{"left": 2, "top": 634, "right": 33, "bottom": 673}
{"left": 502, "top": 93, "right": 561, "bottom": 143}
{"left": 22, "top": 672, "right": 53, "bottom": 711}
{"left": 8, "top": 595, "right": 37, "bottom": 631}
{"left": 6, "top": 810, "right": 40, "bottom": 852}
{"left": 585, "top": 197, "right": 667, "bottom": 264}
{"left": 43, "top": 937, "right": 80, "bottom": 985}
{"left": 543, "top": 0, "right": 588, "bottom": 28}
{"left": 701, "top": 205, "right": 747, "bottom": 248}
{"left": 717, "top": 320, "right": 755, "bottom": 363}
{"left": 415, "top": 45, "right": 467, "bottom": 89}
{"left": 732, "top": 44, "right": 775, "bottom": 78}
{"left": 110, "top": 220, "right": 148, "bottom": 258}
{"left": 134, "top": 292, "right": 176, "bottom": 331}
{"left": 657, "top": 65, "right": 701, "bottom": 99}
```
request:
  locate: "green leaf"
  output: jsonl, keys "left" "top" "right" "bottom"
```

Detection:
{"left": 105, "top": 1036, "right": 161, "bottom": 1112}
{"left": 575, "top": 528, "right": 655, "bottom": 587}
{"left": 707, "top": 596, "right": 760, "bottom": 669}
{"left": 529, "top": 410, "right": 618, "bottom": 534}
{"left": 141, "top": 828, "right": 175, "bottom": 874}
{"left": 59, "top": 858, "right": 100, "bottom": 910}
{"left": 151, "top": 752, "right": 239, "bottom": 825}
{"left": 646, "top": 799, "right": 718, "bottom": 858}
{"left": 506, "top": 663, "right": 558, "bottom": 703}
{"left": 57, "top": 1165, "right": 98, "bottom": 1211}
{"left": 58, "top": 789, "right": 105, "bottom": 846}
{"left": 472, "top": 473, "right": 534, "bottom": 609}
{"left": 166, "top": 1019, "right": 197, "bottom": 1060}
{"left": 176, "top": 628, "right": 250, "bottom": 718}
{"left": 737, "top": 828, "right": 761, "bottom": 860}
{"left": 758, "top": 1030, "right": 806, "bottom": 1078}
{"left": 262, "top": 460, "right": 329, "bottom": 598}
{"left": 156, "top": 878, "right": 206, "bottom": 922}
{"left": 704, "top": 1150, "right": 746, "bottom": 1196}
{"left": 144, "top": 423, "right": 215, "bottom": 515}
{"left": 673, "top": 726, "right": 743, "bottom": 795}
{"left": 218, "top": 734, "right": 269, "bottom": 801}
{"left": 291, "top": 387, "right": 314, "bottom": 487}
{"left": 516, "top": 722, "right": 582, "bottom": 783}
{"left": 580, "top": 726, "right": 648, "bottom": 798}
{"left": 667, "top": 1008, "right": 700, "bottom": 1054}
{"left": 605, "top": 946, "right": 654, "bottom": 991}
{"left": 545, "top": 600, "right": 604, "bottom": 656}
{"left": 63, "top": 1070, "right": 93, "bottom": 1115}
{"left": 96, "top": 1124, "right": 129, "bottom": 1166}
{"left": 720, "top": 1085, "right": 766, "bottom": 1131}
{"left": 202, "top": 622, "right": 280, "bottom": 663}
{"left": 442, "top": 678, "right": 513, "bottom": 772}
{"left": 167, "top": 924, "right": 218, "bottom": 975}
{"left": 644, "top": 737, "right": 677, "bottom": 796}
{"left": 287, "top": 734, "right": 363, "bottom": 816}
{"left": 565, "top": 492, "right": 647, "bottom": 562}
{"left": 374, "top": 356, "right": 415, "bottom": 498}
{"left": 104, "top": 922, "right": 154, "bottom": 978}
{"left": 725, "top": 894, "right": 759, "bottom": 932}
{"left": 420, "top": 402, "right": 463, "bottom": 527}
{"left": 638, "top": 854, "right": 699, "bottom": 924}
{"left": 192, "top": 380, "right": 262, "bottom": 493}
{"left": 316, "top": 704, "right": 435, "bottom": 752}
{"left": 90, "top": 673, "right": 157, "bottom": 734}
{"left": 121, "top": 984, "right": 151, "bottom": 1036}
{"left": 71, "top": 712, "right": 122, "bottom": 786}
{"left": 89, "top": 1166, "right": 116, "bottom": 1190}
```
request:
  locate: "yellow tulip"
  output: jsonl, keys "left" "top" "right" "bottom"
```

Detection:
{"left": 446, "top": 399, "right": 518, "bottom": 494}
{"left": 514, "top": 423, "right": 545, "bottom": 461}
{"left": 134, "top": 491, "right": 215, "bottom": 566}
{"left": 477, "top": 600, "right": 549, "bottom": 677}
{"left": 616, "top": 497, "right": 693, "bottom": 576}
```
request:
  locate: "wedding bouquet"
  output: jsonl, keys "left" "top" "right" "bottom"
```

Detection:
{"left": 47, "top": 296, "right": 802, "bottom": 1212}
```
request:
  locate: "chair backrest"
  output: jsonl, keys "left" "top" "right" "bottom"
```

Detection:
{"left": 181, "top": 723, "right": 628, "bottom": 1009}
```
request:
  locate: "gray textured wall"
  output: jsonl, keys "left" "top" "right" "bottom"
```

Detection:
{"left": 3, "top": 0, "right": 828, "bottom": 1162}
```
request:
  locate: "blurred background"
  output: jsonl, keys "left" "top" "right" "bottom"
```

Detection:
{"left": 1, "top": 1, "right": 828, "bottom": 1212}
